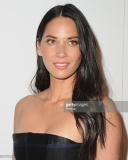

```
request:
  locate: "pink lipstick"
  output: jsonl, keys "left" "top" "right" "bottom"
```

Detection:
{"left": 53, "top": 62, "right": 69, "bottom": 69}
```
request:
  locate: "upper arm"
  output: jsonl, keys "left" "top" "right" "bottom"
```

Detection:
{"left": 12, "top": 95, "right": 33, "bottom": 160}
{"left": 13, "top": 97, "right": 25, "bottom": 133}
{"left": 12, "top": 98, "right": 24, "bottom": 160}
{"left": 13, "top": 100, "right": 22, "bottom": 133}
{"left": 13, "top": 95, "right": 33, "bottom": 132}
{"left": 95, "top": 97, "right": 122, "bottom": 160}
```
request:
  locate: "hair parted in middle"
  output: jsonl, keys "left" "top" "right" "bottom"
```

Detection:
{"left": 30, "top": 4, "right": 108, "bottom": 160}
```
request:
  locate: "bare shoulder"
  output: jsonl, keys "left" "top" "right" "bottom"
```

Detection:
{"left": 13, "top": 95, "right": 37, "bottom": 132}
{"left": 14, "top": 95, "right": 35, "bottom": 114}
{"left": 13, "top": 90, "right": 48, "bottom": 133}
{"left": 102, "top": 96, "right": 122, "bottom": 129}
{"left": 14, "top": 90, "right": 47, "bottom": 114}
{"left": 96, "top": 96, "right": 122, "bottom": 160}
{"left": 102, "top": 96, "right": 117, "bottom": 110}
{"left": 102, "top": 96, "right": 121, "bottom": 123}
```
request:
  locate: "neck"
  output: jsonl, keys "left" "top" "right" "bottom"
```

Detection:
{"left": 46, "top": 74, "right": 76, "bottom": 103}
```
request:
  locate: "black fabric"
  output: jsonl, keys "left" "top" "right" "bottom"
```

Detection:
{"left": 12, "top": 132, "right": 82, "bottom": 160}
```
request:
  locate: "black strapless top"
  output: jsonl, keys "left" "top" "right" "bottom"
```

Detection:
{"left": 12, "top": 132, "right": 82, "bottom": 160}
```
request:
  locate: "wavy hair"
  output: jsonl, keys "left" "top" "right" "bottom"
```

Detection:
{"left": 30, "top": 4, "right": 107, "bottom": 160}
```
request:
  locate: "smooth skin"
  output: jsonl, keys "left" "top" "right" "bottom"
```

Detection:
{"left": 12, "top": 17, "right": 122, "bottom": 160}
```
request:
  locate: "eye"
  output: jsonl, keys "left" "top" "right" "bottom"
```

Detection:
{"left": 68, "top": 40, "right": 78, "bottom": 46}
{"left": 46, "top": 39, "right": 56, "bottom": 45}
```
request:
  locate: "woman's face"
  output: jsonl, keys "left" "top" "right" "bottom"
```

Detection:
{"left": 37, "top": 17, "right": 81, "bottom": 80}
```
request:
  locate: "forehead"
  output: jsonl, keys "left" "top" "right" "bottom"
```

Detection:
{"left": 43, "top": 17, "right": 78, "bottom": 37}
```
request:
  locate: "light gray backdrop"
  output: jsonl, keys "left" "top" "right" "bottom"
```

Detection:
{"left": 0, "top": 0, "right": 127, "bottom": 159}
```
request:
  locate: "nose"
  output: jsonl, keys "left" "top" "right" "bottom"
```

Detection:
{"left": 55, "top": 44, "right": 67, "bottom": 58}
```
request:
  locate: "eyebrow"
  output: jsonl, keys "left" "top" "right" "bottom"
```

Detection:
{"left": 45, "top": 35, "right": 57, "bottom": 39}
{"left": 45, "top": 35, "right": 78, "bottom": 39}
{"left": 67, "top": 36, "right": 78, "bottom": 39}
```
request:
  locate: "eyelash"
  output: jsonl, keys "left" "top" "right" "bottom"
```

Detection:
{"left": 46, "top": 39, "right": 79, "bottom": 45}
{"left": 68, "top": 40, "right": 78, "bottom": 45}
{"left": 46, "top": 39, "right": 55, "bottom": 44}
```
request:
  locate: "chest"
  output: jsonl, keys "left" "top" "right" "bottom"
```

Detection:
{"left": 16, "top": 100, "right": 83, "bottom": 143}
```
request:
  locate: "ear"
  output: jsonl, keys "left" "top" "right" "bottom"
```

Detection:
{"left": 36, "top": 40, "right": 42, "bottom": 56}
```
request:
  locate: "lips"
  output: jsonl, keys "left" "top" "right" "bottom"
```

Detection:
{"left": 53, "top": 62, "right": 69, "bottom": 66}
{"left": 53, "top": 62, "right": 69, "bottom": 64}
{"left": 53, "top": 62, "right": 69, "bottom": 69}
{"left": 55, "top": 64, "right": 68, "bottom": 66}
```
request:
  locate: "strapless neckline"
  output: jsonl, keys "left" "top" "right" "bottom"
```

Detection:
{"left": 13, "top": 131, "right": 82, "bottom": 160}
{"left": 13, "top": 132, "right": 82, "bottom": 144}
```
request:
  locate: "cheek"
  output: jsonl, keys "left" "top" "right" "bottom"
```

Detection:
{"left": 72, "top": 50, "right": 81, "bottom": 64}
{"left": 41, "top": 45, "right": 53, "bottom": 61}
{"left": 40, "top": 47, "right": 55, "bottom": 71}
{"left": 41, "top": 44, "right": 49, "bottom": 56}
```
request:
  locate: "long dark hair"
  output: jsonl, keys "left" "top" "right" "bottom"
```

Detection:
{"left": 31, "top": 4, "right": 107, "bottom": 160}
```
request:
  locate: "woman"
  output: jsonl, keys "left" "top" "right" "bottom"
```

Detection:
{"left": 12, "top": 4, "right": 122, "bottom": 160}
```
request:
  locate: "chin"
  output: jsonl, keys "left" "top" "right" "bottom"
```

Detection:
{"left": 50, "top": 72, "right": 76, "bottom": 80}
{"left": 53, "top": 75, "right": 71, "bottom": 80}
